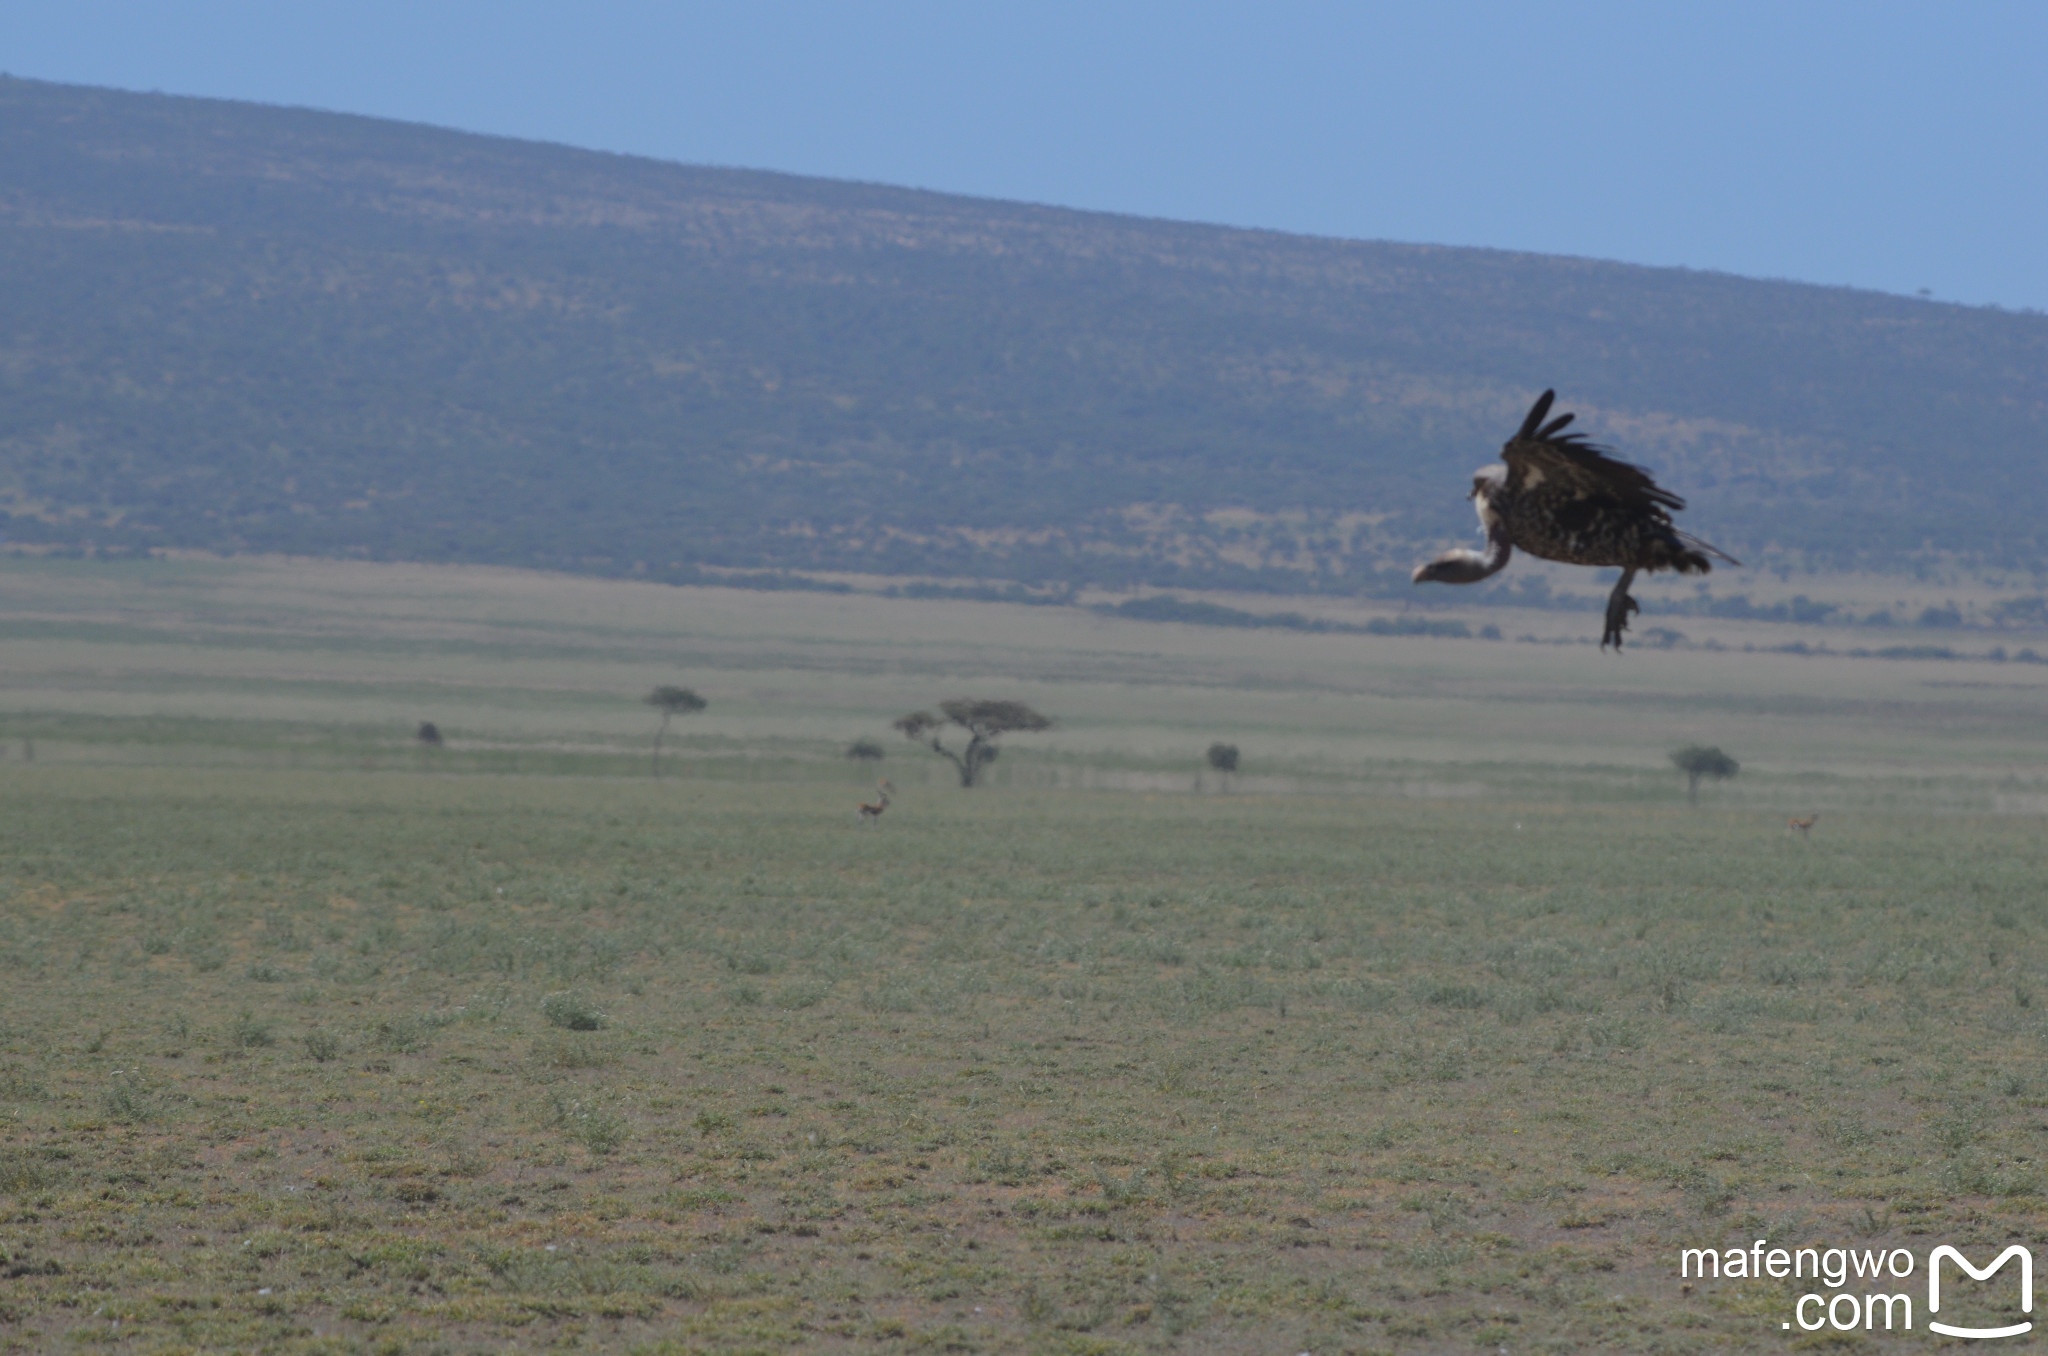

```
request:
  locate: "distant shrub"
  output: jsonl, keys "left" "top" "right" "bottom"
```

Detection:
{"left": 644, "top": 685, "right": 706, "bottom": 778}
{"left": 1420, "top": 982, "right": 1487, "bottom": 1010}
{"left": 228, "top": 1009, "right": 275, "bottom": 1048}
{"left": 540, "top": 990, "right": 608, "bottom": 1031}
{"left": 0, "top": 1064, "right": 51, "bottom": 1102}
{"left": 534, "top": 1033, "right": 617, "bottom": 1069}
{"left": 966, "top": 1145, "right": 1038, "bottom": 1186}
{"left": 550, "top": 1091, "right": 629, "bottom": 1156}
{"left": 844, "top": 738, "right": 886, "bottom": 762}
{"left": 775, "top": 981, "right": 830, "bottom": 1010}
{"left": 1672, "top": 1164, "right": 1733, "bottom": 1215}
{"left": 1818, "top": 1116, "right": 1878, "bottom": 1148}
{"left": 103, "top": 1069, "right": 155, "bottom": 1122}
{"left": 1136, "top": 936, "right": 1187, "bottom": 967}
{"left": 861, "top": 981, "right": 928, "bottom": 1014}
{"left": 372, "top": 1016, "right": 433, "bottom": 1053}
{"left": 1669, "top": 745, "right": 1739, "bottom": 804}
{"left": 0, "top": 1146, "right": 55, "bottom": 1195}
{"left": 1162, "top": 968, "right": 1281, "bottom": 1015}
{"left": 303, "top": 1029, "right": 341, "bottom": 1062}
{"left": 1758, "top": 952, "right": 1830, "bottom": 986}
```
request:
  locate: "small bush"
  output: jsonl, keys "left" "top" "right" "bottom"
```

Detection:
{"left": 1672, "top": 1165, "right": 1734, "bottom": 1215}
{"left": 228, "top": 1009, "right": 276, "bottom": 1049}
{"left": 775, "top": 981, "right": 830, "bottom": 1010}
{"left": 1420, "top": 981, "right": 1488, "bottom": 1010}
{"left": 534, "top": 1033, "right": 617, "bottom": 1069}
{"left": 860, "top": 981, "right": 929, "bottom": 1014}
{"left": 103, "top": 1069, "right": 155, "bottom": 1122}
{"left": 966, "top": 1145, "right": 1037, "bottom": 1186}
{"left": 303, "top": 1029, "right": 341, "bottom": 1062}
{"left": 1942, "top": 1149, "right": 2040, "bottom": 1198}
{"left": 551, "top": 1092, "right": 629, "bottom": 1156}
{"left": 1136, "top": 937, "right": 1186, "bottom": 966}
{"left": 1758, "top": 953, "right": 1829, "bottom": 986}
{"left": 372, "top": 1016, "right": 433, "bottom": 1053}
{"left": 0, "top": 1064, "right": 51, "bottom": 1101}
{"left": 1819, "top": 1116, "right": 1877, "bottom": 1148}
{"left": 540, "top": 991, "right": 608, "bottom": 1031}
{"left": 0, "top": 1147, "right": 56, "bottom": 1194}
{"left": 1929, "top": 1110, "right": 1985, "bottom": 1152}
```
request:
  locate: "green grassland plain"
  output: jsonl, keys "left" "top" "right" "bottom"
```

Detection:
{"left": 2, "top": 555, "right": 2048, "bottom": 1354}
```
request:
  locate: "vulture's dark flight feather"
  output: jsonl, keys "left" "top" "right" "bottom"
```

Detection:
{"left": 1412, "top": 390, "right": 1735, "bottom": 648}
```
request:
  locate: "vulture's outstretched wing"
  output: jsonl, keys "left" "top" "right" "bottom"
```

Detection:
{"left": 1500, "top": 389, "right": 1684, "bottom": 518}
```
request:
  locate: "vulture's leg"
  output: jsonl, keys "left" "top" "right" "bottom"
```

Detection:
{"left": 1601, "top": 568, "right": 1639, "bottom": 651}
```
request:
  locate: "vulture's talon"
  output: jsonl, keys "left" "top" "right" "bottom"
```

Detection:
{"left": 1602, "top": 589, "right": 1639, "bottom": 651}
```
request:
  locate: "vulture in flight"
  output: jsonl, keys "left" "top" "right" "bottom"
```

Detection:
{"left": 1412, "top": 390, "right": 1736, "bottom": 649}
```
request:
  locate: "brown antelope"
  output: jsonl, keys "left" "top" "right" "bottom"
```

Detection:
{"left": 1789, "top": 814, "right": 1818, "bottom": 837}
{"left": 857, "top": 780, "right": 893, "bottom": 826}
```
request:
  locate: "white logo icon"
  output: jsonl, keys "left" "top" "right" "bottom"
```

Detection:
{"left": 1929, "top": 1245, "right": 2033, "bottom": 1340}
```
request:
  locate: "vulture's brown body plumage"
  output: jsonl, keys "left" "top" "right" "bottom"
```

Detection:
{"left": 1412, "top": 390, "right": 1734, "bottom": 648}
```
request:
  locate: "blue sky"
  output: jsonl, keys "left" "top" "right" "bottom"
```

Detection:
{"left": 4, "top": 1, "right": 2044, "bottom": 310}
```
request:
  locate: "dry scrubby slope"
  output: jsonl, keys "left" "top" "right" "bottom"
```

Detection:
{"left": 2, "top": 76, "right": 2047, "bottom": 590}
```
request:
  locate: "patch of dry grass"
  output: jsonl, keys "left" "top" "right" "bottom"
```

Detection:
{"left": 0, "top": 766, "right": 2044, "bottom": 1351}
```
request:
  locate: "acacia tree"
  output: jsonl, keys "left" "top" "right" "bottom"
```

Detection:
{"left": 1670, "top": 744, "right": 1739, "bottom": 804}
{"left": 1205, "top": 741, "right": 1240, "bottom": 792}
{"left": 645, "top": 685, "right": 707, "bottom": 777}
{"left": 893, "top": 699, "right": 1052, "bottom": 788}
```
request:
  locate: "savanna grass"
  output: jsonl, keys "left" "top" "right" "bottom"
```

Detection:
{"left": 0, "top": 763, "right": 2045, "bottom": 1352}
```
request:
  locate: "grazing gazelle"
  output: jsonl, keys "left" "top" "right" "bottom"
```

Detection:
{"left": 857, "top": 780, "right": 894, "bottom": 826}
{"left": 1789, "top": 814, "right": 1818, "bottom": 837}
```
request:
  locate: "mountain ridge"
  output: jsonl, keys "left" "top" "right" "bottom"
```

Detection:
{"left": 2, "top": 75, "right": 2044, "bottom": 594}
